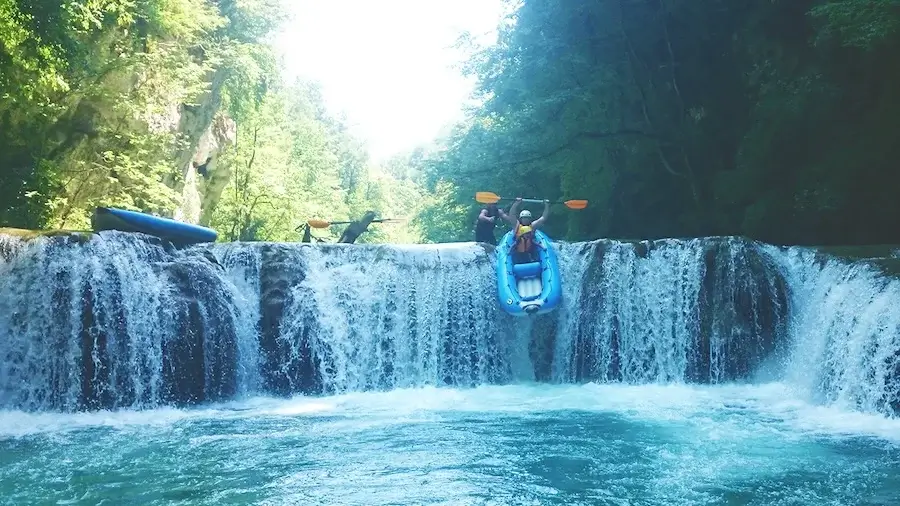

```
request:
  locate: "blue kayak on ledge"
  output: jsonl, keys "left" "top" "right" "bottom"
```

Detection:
{"left": 92, "top": 207, "right": 218, "bottom": 244}
{"left": 496, "top": 229, "right": 562, "bottom": 316}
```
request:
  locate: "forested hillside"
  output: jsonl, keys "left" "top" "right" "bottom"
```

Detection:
{"left": 417, "top": 0, "right": 900, "bottom": 246}
{"left": 4, "top": 0, "right": 899, "bottom": 246}
{"left": 0, "top": 0, "right": 425, "bottom": 243}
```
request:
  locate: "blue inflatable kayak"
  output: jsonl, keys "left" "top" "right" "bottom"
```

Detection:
{"left": 496, "top": 229, "right": 562, "bottom": 316}
{"left": 92, "top": 207, "right": 218, "bottom": 244}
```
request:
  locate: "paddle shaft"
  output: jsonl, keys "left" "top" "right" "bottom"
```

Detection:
{"left": 312, "top": 219, "right": 397, "bottom": 226}
{"left": 493, "top": 197, "right": 554, "bottom": 204}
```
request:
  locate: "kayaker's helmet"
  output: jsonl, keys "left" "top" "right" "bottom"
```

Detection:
{"left": 519, "top": 209, "right": 533, "bottom": 223}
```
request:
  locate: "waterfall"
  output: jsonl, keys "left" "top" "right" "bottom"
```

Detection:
{"left": 0, "top": 233, "right": 259, "bottom": 411}
{"left": 0, "top": 230, "right": 898, "bottom": 417}
{"left": 775, "top": 247, "right": 900, "bottom": 416}
{"left": 262, "top": 243, "right": 520, "bottom": 395}
{"left": 551, "top": 238, "right": 786, "bottom": 384}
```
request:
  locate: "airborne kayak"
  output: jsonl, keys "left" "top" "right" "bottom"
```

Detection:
{"left": 92, "top": 207, "right": 218, "bottom": 244}
{"left": 496, "top": 229, "right": 562, "bottom": 316}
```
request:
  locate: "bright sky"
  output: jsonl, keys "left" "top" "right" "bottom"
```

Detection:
{"left": 274, "top": 0, "right": 505, "bottom": 162}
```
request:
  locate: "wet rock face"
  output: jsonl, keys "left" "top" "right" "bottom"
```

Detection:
{"left": 257, "top": 244, "right": 312, "bottom": 395}
{"left": 160, "top": 259, "right": 240, "bottom": 405}
{"left": 696, "top": 239, "right": 788, "bottom": 382}
{"left": 529, "top": 314, "right": 558, "bottom": 382}
{"left": 0, "top": 229, "right": 93, "bottom": 262}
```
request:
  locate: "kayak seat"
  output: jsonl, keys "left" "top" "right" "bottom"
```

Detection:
{"left": 512, "top": 261, "right": 542, "bottom": 279}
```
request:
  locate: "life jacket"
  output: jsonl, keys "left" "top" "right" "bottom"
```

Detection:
{"left": 514, "top": 223, "right": 535, "bottom": 253}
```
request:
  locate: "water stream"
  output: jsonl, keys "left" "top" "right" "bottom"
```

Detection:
{"left": 0, "top": 232, "right": 898, "bottom": 504}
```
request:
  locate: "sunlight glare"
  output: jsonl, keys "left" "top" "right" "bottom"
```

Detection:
{"left": 274, "top": 0, "right": 504, "bottom": 161}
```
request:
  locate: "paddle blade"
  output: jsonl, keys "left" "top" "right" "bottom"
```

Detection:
{"left": 564, "top": 200, "right": 588, "bottom": 210}
{"left": 475, "top": 191, "right": 502, "bottom": 204}
{"left": 307, "top": 219, "right": 331, "bottom": 229}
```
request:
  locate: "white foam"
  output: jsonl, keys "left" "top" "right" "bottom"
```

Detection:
{"left": 3, "top": 384, "right": 899, "bottom": 447}
{"left": 311, "top": 382, "right": 900, "bottom": 444}
{"left": 0, "top": 407, "right": 200, "bottom": 438}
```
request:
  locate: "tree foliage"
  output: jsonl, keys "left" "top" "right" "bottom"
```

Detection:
{"left": 418, "top": 0, "right": 900, "bottom": 246}
{"left": 1, "top": 0, "right": 427, "bottom": 243}
{"left": 7, "top": 0, "right": 898, "bottom": 247}
{"left": 0, "top": 0, "right": 282, "bottom": 229}
{"left": 208, "top": 82, "right": 428, "bottom": 243}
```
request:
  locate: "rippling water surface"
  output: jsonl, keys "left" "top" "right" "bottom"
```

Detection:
{"left": 2, "top": 383, "right": 899, "bottom": 505}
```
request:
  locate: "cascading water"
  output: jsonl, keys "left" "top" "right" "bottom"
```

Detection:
{"left": 551, "top": 238, "right": 786, "bottom": 384}
{"left": 0, "top": 233, "right": 259, "bottom": 411}
{"left": 210, "top": 242, "right": 264, "bottom": 396}
{"left": 268, "top": 243, "right": 521, "bottom": 394}
{"left": 0, "top": 230, "right": 897, "bottom": 419}
{"left": 774, "top": 247, "right": 900, "bottom": 415}
{"left": 3, "top": 231, "right": 900, "bottom": 505}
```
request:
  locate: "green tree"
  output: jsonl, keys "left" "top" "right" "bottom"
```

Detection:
{"left": 209, "top": 81, "right": 429, "bottom": 244}
{"left": 419, "top": 0, "right": 900, "bottom": 246}
{"left": 0, "top": 0, "right": 284, "bottom": 230}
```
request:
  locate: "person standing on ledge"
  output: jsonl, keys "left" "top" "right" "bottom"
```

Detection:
{"left": 474, "top": 203, "right": 500, "bottom": 245}
{"left": 499, "top": 198, "right": 550, "bottom": 263}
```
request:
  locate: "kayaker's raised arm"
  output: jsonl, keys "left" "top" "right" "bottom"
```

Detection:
{"left": 500, "top": 198, "right": 522, "bottom": 226}
{"left": 532, "top": 199, "right": 550, "bottom": 229}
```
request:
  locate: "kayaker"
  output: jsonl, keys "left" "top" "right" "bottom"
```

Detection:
{"left": 500, "top": 198, "right": 550, "bottom": 263}
{"left": 474, "top": 203, "right": 500, "bottom": 245}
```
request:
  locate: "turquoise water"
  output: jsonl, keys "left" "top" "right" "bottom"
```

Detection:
{"left": 2, "top": 383, "right": 899, "bottom": 505}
